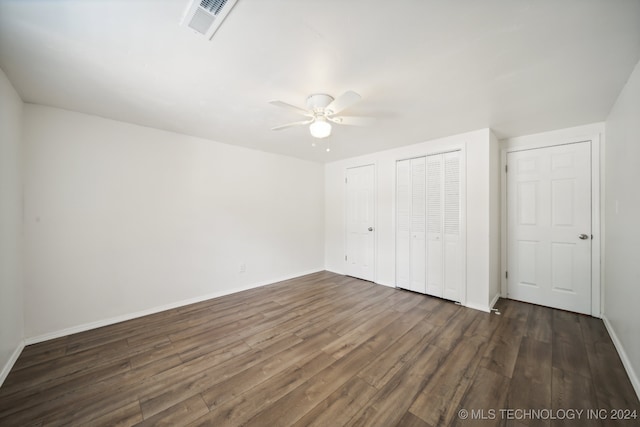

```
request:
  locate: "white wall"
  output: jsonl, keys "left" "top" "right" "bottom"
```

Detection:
{"left": 603, "top": 59, "right": 640, "bottom": 397}
{"left": 325, "top": 128, "right": 495, "bottom": 312}
{"left": 23, "top": 105, "right": 324, "bottom": 340}
{"left": 0, "top": 67, "right": 24, "bottom": 385}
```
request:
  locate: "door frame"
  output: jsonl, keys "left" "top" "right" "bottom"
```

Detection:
{"left": 500, "top": 135, "right": 601, "bottom": 317}
{"left": 344, "top": 163, "right": 377, "bottom": 282}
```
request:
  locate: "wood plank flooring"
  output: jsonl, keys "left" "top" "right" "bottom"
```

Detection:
{"left": 1, "top": 271, "right": 638, "bottom": 426}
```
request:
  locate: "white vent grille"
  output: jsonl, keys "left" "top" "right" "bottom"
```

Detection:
{"left": 201, "top": 0, "right": 228, "bottom": 14}
{"left": 189, "top": 8, "right": 216, "bottom": 34}
{"left": 182, "top": 0, "right": 238, "bottom": 40}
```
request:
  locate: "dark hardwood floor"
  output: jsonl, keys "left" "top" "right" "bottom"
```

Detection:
{"left": 0, "top": 271, "right": 638, "bottom": 426}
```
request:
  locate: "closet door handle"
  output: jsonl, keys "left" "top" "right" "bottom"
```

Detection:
{"left": 368, "top": 227, "right": 374, "bottom": 231}
{"left": 578, "top": 234, "right": 589, "bottom": 240}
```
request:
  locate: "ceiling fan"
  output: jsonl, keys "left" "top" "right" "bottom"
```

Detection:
{"left": 269, "top": 91, "right": 373, "bottom": 139}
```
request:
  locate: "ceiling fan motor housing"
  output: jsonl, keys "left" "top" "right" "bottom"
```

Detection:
{"left": 306, "top": 94, "right": 335, "bottom": 114}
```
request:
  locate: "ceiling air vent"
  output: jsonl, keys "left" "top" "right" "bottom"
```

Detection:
{"left": 181, "top": 0, "right": 238, "bottom": 40}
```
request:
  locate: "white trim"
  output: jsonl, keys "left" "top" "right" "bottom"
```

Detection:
{"left": 375, "top": 281, "right": 396, "bottom": 288}
{"left": 500, "top": 147, "right": 508, "bottom": 299}
{"left": 465, "top": 302, "right": 491, "bottom": 313}
{"left": 489, "top": 292, "right": 500, "bottom": 310}
{"left": 24, "top": 269, "right": 322, "bottom": 345}
{"left": 344, "top": 163, "right": 377, "bottom": 282}
{"left": 0, "top": 341, "right": 25, "bottom": 387}
{"left": 394, "top": 147, "right": 464, "bottom": 163}
{"left": 500, "top": 134, "right": 602, "bottom": 317}
{"left": 602, "top": 315, "right": 640, "bottom": 401}
{"left": 460, "top": 146, "right": 468, "bottom": 307}
{"left": 322, "top": 269, "right": 395, "bottom": 288}
{"left": 590, "top": 135, "right": 602, "bottom": 317}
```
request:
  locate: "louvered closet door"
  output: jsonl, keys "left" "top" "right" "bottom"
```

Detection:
{"left": 442, "top": 151, "right": 462, "bottom": 302}
{"left": 397, "top": 152, "right": 461, "bottom": 301}
{"left": 396, "top": 160, "right": 411, "bottom": 289}
{"left": 396, "top": 157, "right": 426, "bottom": 293}
{"left": 426, "top": 155, "right": 443, "bottom": 297}
{"left": 426, "top": 151, "right": 462, "bottom": 302}
{"left": 410, "top": 157, "right": 426, "bottom": 293}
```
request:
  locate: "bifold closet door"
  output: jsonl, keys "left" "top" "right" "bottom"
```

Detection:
{"left": 426, "top": 155, "right": 443, "bottom": 297}
{"left": 442, "top": 151, "right": 462, "bottom": 302}
{"left": 426, "top": 151, "right": 462, "bottom": 301}
{"left": 397, "top": 151, "right": 461, "bottom": 301}
{"left": 396, "top": 157, "right": 426, "bottom": 293}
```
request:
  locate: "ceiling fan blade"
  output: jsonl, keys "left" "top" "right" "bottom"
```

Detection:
{"left": 271, "top": 119, "right": 314, "bottom": 131}
{"left": 269, "top": 100, "right": 312, "bottom": 117}
{"left": 326, "top": 91, "right": 362, "bottom": 115}
{"left": 328, "top": 116, "right": 374, "bottom": 126}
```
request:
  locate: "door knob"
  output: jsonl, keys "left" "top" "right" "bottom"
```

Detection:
{"left": 579, "top": 234, "right": 589, "bottom": 240}
{"left": 368, "top": 227, "right": 374, "bottom": 231}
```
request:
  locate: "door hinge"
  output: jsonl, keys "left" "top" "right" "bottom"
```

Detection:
{"left": 345, "top": 255, "right": 347, "bottom": 261}
{"left": 505, "top": 271, "right": 508, "bottom": 279}
{"left": 505, "top": 165, "right": 508, "bottom": 173}
{"left": 345, "top": 177, "right": 347, "bottom": 184}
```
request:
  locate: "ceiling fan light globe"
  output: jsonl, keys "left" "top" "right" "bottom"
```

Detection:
{"left": 309, "top": 119, "right": 332, "bottom": 138}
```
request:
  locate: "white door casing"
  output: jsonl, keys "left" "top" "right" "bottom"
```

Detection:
{"left": 506, "top": 141, "right": 592, "bottom": 314}
{"left": 346, "top": 164, "right": 375, "bottom": 281}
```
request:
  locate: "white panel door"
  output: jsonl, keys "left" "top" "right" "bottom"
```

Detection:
{"left": 507, "top": 142, "right": 592, "bottom": 314}
{"left": 346, "top": 165, "right": 375, "bottom": 281}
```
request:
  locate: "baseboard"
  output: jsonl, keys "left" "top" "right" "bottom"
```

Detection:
{"left": 375, "top": 281, "right": 395, "bottom": 288}
{"left": 464, "top": 302, "right": 491, "bottom": 313}
{"left": 602, "top": 314, "right": 640, "bottom": 401}
{"left": 0, "top": 340, "right": 25, "bottom": 387}
{"left": 24, "top": 268, "right": 323, "bottom": 345}
{"left": 489, "top": 292, "right": 501, "bottom": 310}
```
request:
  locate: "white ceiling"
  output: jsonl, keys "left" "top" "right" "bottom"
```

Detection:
{"left": 1, "top": 0, "right": 639, "bottom": 162}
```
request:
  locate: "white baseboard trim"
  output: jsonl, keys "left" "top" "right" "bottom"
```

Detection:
{"left": 489, "top": 292, "right": 501, "bottom": 310}
{"left": 465, "top": 302, "right": 491, "bottom": 313}
{"left": 24, "top": 269, "right": 323, "bottom": 346}
{"left": 602, "top": 314, "right": 640, "bottom": 401}
{"left": 375, "top": 281, "right": 396, "bottom": 288}
{"left": 0, "top": 340, "right": 25, "bottom": 387}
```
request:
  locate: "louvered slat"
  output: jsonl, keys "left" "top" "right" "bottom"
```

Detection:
{"left": 411, "top": 158, "right": 426, "bottom": 232}
{"left": 427, "top": 155, "right": 442, "bottom": 234}
{"left": 444, "top": 152, "right": 460, "bottom": 236}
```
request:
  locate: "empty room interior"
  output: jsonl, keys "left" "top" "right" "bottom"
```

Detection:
{"left": 1, "top": 0, "right": 640, "bottom": 425}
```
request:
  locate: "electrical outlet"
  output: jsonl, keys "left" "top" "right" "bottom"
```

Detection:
{"left": 239, "top": 263, "right": 246, "bottom": 273}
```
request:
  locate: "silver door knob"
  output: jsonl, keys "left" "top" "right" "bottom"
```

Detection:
{"left": 368, "top": 227, "right": 374, "bottom": 231}
{"left": 579, "top": 234, "right": 589, "bottom": 240}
